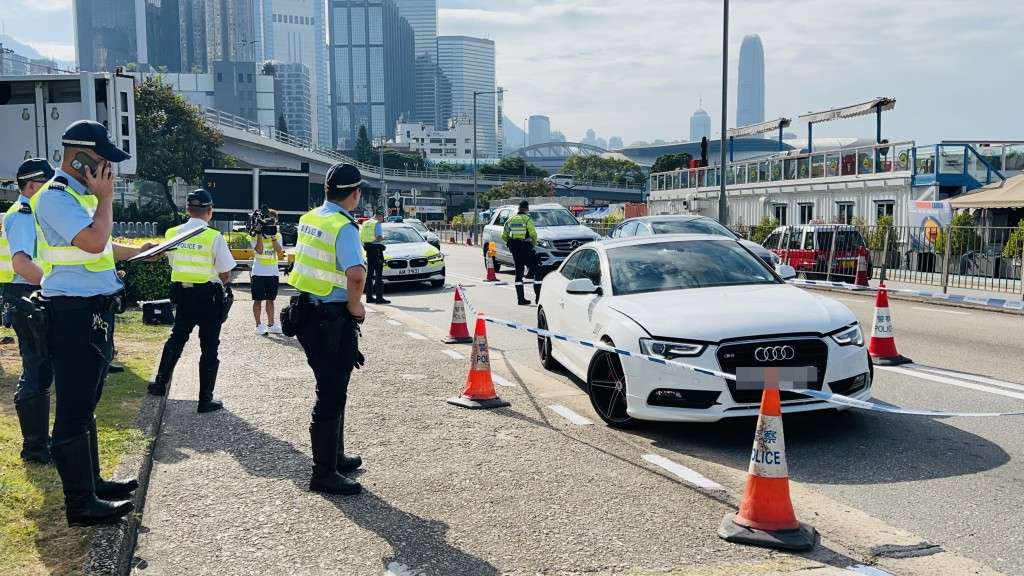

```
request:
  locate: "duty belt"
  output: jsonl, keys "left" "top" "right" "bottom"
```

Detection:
{"left": 43, "top": 294, "right": 121, "bottom": 313}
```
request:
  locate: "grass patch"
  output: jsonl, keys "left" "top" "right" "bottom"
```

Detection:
{"left": 0, "top": 310, "right": 167, "bottom": 576}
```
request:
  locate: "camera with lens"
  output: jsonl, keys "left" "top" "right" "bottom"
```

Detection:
{"left": 247, "top": 204, "right": 278, "bottom": 237}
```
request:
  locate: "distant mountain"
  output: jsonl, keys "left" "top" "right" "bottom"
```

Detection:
{"left": 0, "top": 34, "right": 42, "bottom": 58}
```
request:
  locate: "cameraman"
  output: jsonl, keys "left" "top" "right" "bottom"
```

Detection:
{"left": 359, "top": 210, "right": 388, "bottom": 304}
{"left": 249, "top": 207, "right": 284, "bottom": 335}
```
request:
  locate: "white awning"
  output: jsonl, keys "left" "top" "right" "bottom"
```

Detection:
{"left": 797, "top": 98, "right": 896, "bottom": 125}
{"left": 727, "top": 117, "right": 791, "bottom": 138}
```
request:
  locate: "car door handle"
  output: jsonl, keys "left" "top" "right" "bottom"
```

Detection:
{"left": 558, "top": 299, "right": 565, "bottom": 308}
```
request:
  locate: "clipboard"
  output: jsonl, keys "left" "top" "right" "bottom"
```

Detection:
{"left": 126, "top": 226, "right": 207, "bottom": 263}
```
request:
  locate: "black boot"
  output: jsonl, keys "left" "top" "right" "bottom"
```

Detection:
{"left": 336, "top": 413, "right": 362, "bottom": 474}
{"left": 197, "top": 363, "right": 223, "bottom": 413}
{"left": 51, "top": 432, "right": 133, "bottom": 527}
{"left": 148, "top": 345, "right": 182, "bottom": 396}
{"left": 88, "top": 417, "right": 138, "bottom": 500}
{"left": 309, "top": 419, "right": 361, "bottom": 495}
{"left": 15, "top": 394, "right": 52, "bottom": 464}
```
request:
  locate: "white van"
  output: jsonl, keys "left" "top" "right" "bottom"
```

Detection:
{"left": 544, "top": 174, "right": 574, "bottom": 187}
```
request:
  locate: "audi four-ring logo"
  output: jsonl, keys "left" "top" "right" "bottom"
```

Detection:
{"left": 754, "top": 346, "right": 795, "bottom": 362}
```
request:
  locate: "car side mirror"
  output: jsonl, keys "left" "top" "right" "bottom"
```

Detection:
{"left": 566, "top": 278, "right": 602, "bottom": 295}
{"left": 776, "top": 264, "right": 797, "bottom": 280}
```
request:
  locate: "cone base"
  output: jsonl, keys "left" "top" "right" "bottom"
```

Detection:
{"left": 443, "top": 336, "right": 473, "bottom": 344}
{"left": 447, "top": 395, "right": 511, "bottom": 410}
{"left": 870, "top": 354, "right": 913, "bottom": 366}
{"left": 717, "top": 513, "right": 817, "bottom": 551}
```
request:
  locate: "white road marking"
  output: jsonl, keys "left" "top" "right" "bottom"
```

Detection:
{"left": 449, "top": 271, "right": 516, "bottom": 291}
{"left": 833, "top": 297, "right": 869, "bottom": 304}
{"left": 877, "top": 365, "right": 1024, "bottom": 401}
{"left": 385, "top": 562, "right": 424, "bottom": 576}
{"left": 387, "top": 319, "right": 403, "bottom": 326}
{"left": 910, "top": 306, "right": 970, "bottom": 315}
{"left": 492, "top": 374, "right": 516, "bottom": 387}
{"left": 441, "top": 349, "right": 465, "bottom": 360}
{"left": 547, "top": 405, "right": 593, "bottom": 425}
{"left": 405, "top": 331, "right": 427, "bottom": 340}
{"left": 641, "top": 454, "right": 724, "bottom": 490}
{"left": 906, "top": 364, "right": 1024, "bottom": 392}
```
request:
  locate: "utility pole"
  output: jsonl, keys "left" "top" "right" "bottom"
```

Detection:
{"left": 718, "top": 0, "right": 730, "bottom": 225}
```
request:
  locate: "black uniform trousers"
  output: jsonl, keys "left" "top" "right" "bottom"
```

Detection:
{"left": 296, "top": 301, "right": 359, "bottom": 423}
{"left": 509, "top": 239, "right": 537, "bottom": 302}
{"left": 7, "top": 282, "right": 53, "bottom": 401}
{"left": 363, "top": 244, "right": 384, "bottom": 300}
{"left": 163, "top": 282, "right": 224, "bottom": 369}
{"left": 48, "top": 296, "right": 116, "bottom": 444}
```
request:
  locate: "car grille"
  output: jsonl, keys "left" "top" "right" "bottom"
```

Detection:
{"left": 386, "top": 260, "right": 407, "bottom": 269}
{"left": 716, "top": 337, "right": 828, "bottom": 404}
{"left": 551, "top": 238, "right": 595, "bottom": 256}
{"left": 410, "top": 257, "right": 428, "bottom": 267}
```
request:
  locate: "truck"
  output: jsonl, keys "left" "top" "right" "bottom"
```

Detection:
{"left": 0, "top": 71, "right": 137, "bottom": 181}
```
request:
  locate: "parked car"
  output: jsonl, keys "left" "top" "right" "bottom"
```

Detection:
{"left": 403, "top": 218, "right": 441, "bottom": 249}
{"left": 278, "top": 222, "right": 298, "bottom": 246}
{"left": 536, "top": 234, "right": 872, "bottom": 427}
{"left": 482, "top": 204, "right": 600, "bottom": 271}
{"left": 379, "top": 223, "right": 445, "bottom": 287}
{"left": 761, "top": 225, "right": 871, "bottom": 279}
{"left": 607, "top": 214, "right": 780, "bottom": 267}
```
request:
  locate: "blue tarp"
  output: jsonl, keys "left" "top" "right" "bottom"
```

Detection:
{"left": 583, "top": 208, "right": 608, "bottom": 220}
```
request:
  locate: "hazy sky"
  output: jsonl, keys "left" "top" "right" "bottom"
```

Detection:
{"left": 5, "top": 0, "right": 1022, "bottom": 147}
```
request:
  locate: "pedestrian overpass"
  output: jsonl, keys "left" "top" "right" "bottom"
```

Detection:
{"left": 205, "top": 109, "right": 642, "bottom": 202}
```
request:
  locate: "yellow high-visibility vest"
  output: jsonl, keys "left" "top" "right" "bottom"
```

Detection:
{"left": 0, "top": 202, "right": 28, "bottom": 282}
{"left": 253, "top": 233, "right": 282, "bottom": 266}
{"left": 30, "top": 180, "right": 114, "bottom": 275}
{"left": 359, "top": 219, "right": 378, "bottom": 243}
{"left": 166, "top": 225, "right": 221, "bottom": 283}
{"left": 289, "top": 210, "right": 354, "bottom": 296}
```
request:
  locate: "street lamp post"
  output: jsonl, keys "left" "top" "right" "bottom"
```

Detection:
{"left": 379, "top": 135, "right": 386, "bottom": 212}
{"left": 718, "top": 0, "right": 730, "bottom": 225}
{"left": 472, "top": 88, "right": 506, "bottom": 231}
{"left": 523, "top": 117, "right": 528, "bottom": 179}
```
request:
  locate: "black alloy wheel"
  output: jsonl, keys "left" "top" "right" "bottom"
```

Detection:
{"left": 537, "top": 308, "right": 560, "bottom": 370}
{"left": 587, "top": 347, "right": 635, "bottom": 428}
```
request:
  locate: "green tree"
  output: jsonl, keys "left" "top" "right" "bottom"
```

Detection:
{"left": 134, "top": 75, "right": 233, "bottom": 224}
{"left": 752, "top": 215, "right": 781, "bottom": 244}
{"left": 867, "top": 214, "right": 899, "bottom": 251}
{"left": 354, "top": 125, "right": 374, "bottom": 164}
{"left": 934, "top": 211, "right": 982, "bottom": 255}
{"left": 561, "top": 154, "right": 644, "bottom": 185}
{"left": 478, "top": 156, "right": 548, "bottom": 178}
{"left": 277, "top": 113, "right": 289, "bottom": 137}
{"left": 381, "top": 150, "right": 425, "bottom": 171}
{"left": 478, "top": 179, "right": 556, "bottom": 207}
{"left": 650, "top": 152, "right": 694, "bottom": 174}
{"left": 1003, "top": 218, "right": 1024, "bottom": 259}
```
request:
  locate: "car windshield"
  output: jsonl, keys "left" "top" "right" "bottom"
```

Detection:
{"left": 406, "top": 221, "right": 428, "bottom": 233}
{"left": 816, "top": 230, "right": 864, "bottom": 251}
{"left": 608, "top": 239, "right": 778, "bottom": 295}
{"left": 650, "top": 219, "right": 737, "bottom": 239}
{"left": 531, "top": 209, "right": 579, "bottom": 227}
{"left": 382, "top": 228, "right": 424, "bottom": 244}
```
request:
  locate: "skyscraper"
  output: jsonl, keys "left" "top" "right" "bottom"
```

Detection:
{"left": 737, "top": 34, "right": 765, "bottom": 132}
{"left": 393, "top": 0, "right": 445, "bottom": 127}
{"left": 329, "top": 0, "right": 415, "bottom": 149}
{"left": 73, "top": 0, "right": 142, "bottom": 71}
{"left": 146, "top": 0, "right": 182, "bottom": 72}
{"left": 256, "top": 0, "right": 331, "bottom": 148}
{"left": 528, "top": 115, "right": 550, "bottom": 147}
{"left": 690, "top": 107, "right": 711, "bottom": 142}
{"left": 179, "top": 0, "right": 208, "bottom": 73}
{"left": 437, "top": 36, "right": 497, "bottom": 158}
{"left": 608, "top": 136, "right": 623, "bottom": 150}
{"left": 205, "top": 0, "right": 258, "bottom": 63}
{"left": 269, "top": 62, "right": 313, "bottom": 143}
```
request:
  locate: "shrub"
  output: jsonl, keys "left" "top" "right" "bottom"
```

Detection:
{"left": 867, "top": 214, "right": 899, "bottom": 251}
{"left": 751, "top": 215, "right": 780, "bottom": 245}
{"left": 1003, "top": 219, "right": 1024, "bottom": 259}
{"left": 116, "top": 258, "right": 172, "bottom": 303}
{"left": 934, "top": 212, "right": 982, "bottom": 255}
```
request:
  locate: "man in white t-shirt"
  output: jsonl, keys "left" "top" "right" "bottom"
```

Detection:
{"left": 249, "top": 207, "right": 284, "bottom": 335}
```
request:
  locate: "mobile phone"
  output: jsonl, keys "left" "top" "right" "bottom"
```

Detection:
{"left": 70, "top": 152, "right": 99, "bottom": 176}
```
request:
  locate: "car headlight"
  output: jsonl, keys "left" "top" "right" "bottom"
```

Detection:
{"left": 537, "top": 240, "right": 552, "bottom": 248}
{"left": 427, "top": 253, "right": 444, "bottom": 262}
{"left": 830, "top": 324, "right": 864, "bottom": 346}
{"left": 639, "top": 338, "right": 706, "bottom": 359}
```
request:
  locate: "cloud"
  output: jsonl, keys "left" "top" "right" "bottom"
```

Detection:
{"left": 20, "top": 41, "right": 76, "bottom": 62}
{"left": 8, "top": 0, "right": 70, "bottom": 13}
{"left": 440, "top": 0, "right": 1024, "bottom": 146}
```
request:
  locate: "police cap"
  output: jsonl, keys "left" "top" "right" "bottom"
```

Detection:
{"left": 16, "top": 158, "right": 55, "bottom": 183}
{"left": 62, "top": 120, "right": 131, "bottom": 162}
{"left": 326, "top": 163, "right": 365, "bottom": 191}
{"left": 187, "top": 189, "right": 214, "bottom": 207}
{"left": 374, "top": 209, "right": 385, "bottom": 217}
{"left": 518, "top": 200, "right": 530, "bottom": 211}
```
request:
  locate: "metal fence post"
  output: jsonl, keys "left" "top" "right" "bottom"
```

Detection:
{"left": 941, "top": 226, "right": 953, "bottom": 293}
{"left": 782, "top": 226, "right": 791, "bottom": 266}
{"left": 825, "top": 225, "right": 839, "bottom": 282}
{"left": 880, "top": 227, "right": 890, "bottom": 284}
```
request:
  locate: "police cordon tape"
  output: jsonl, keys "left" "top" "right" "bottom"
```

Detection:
{"left": 786, "top": 279, "right": 1024, "bottom": 311}
{"left": 452, "top": 284, "right": 1024, "bottom": 417}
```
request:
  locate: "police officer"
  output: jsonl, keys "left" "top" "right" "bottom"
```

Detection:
{"left": 32, "top": 119, "right": 156, "bottom": 526}
{"left": 502, "top": 200, "right": 538, "bottom": 306}
{"left": 360, "top": 209, "right": 388, "bottom": 304}
{"left": 288, "top": 163, "right": 366, "bottom": 496}
{"left": 147, "top": 189, "right": 235, "bottom": 412}
{"left": 2, "top": 158, "right": 55, "bottom": 464}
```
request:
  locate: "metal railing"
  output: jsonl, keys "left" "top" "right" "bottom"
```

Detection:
{"left": 113, "top": 221, "right": 159, "bottom": 238}
{"left": 649, "top": 140, "right": 916, "bottom": 193}
{"left": 202, "top": 107, "right": 641, "bottom": 190}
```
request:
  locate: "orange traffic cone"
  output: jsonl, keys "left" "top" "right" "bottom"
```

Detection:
{"left": 484, "top": 242, "right": 498, "bottom": 282}
{"left": 447, "top": 314, "right": 510, "bottom": 410}
{"left": 443, "top": 289, "right": 473, "bottom": 344}
{"left": 853, "top": 255, "right": 870, "bottom": 287}
{"left": 868, "top": 284, "right": 912, "bottom": 366}
{"left": 718, "top": 368, "right": 816, "bottom": 551}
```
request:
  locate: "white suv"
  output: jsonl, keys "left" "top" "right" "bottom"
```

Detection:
{"left": 481, "top": 204, "right": 600, "bottom": 271}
